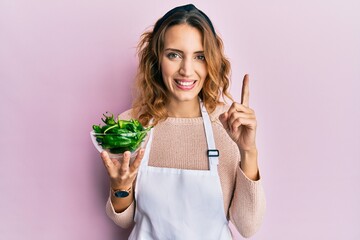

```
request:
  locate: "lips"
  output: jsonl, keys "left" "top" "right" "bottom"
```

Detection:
{"left": 174, "top": 79, "right": 197, "bottom": 90}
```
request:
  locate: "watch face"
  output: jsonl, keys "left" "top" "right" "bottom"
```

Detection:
{"left": 114, "top": 190, "right": 130, "bottom": 198}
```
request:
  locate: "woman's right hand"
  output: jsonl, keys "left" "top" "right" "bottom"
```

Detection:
{"left": 100, "top": 149, "right": 145, "bottom": 190}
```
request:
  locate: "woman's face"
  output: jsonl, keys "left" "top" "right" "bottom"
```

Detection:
{"left": 160, "top": 24, "right": 208, "bottom": 104}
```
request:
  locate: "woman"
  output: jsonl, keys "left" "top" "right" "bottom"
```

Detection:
{"left": 101, "top": 4, "right": 266, "bottom": 239}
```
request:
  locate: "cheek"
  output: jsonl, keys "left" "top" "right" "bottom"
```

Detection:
{"left": 198, "top": 65, "right": 208, "bottom": 81}
{"left": 160, "top": 61, "right": 176, "bottom": 90}
{"left": 161, "top": 60, "right": 175, "bottom": 79}
{"left": 197, "top": 68, "right": 208, "bottom": 89}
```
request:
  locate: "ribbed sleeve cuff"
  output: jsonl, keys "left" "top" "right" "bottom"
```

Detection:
{"left": 105, "top": 194, "right": 135, "bottom": 229}
{"left": 238, "top": 165, "right": 262, "bottom": 184}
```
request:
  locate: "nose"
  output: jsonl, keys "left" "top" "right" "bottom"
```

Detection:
{"left": 179, "top": 57, "right": 194, "bottom": 77}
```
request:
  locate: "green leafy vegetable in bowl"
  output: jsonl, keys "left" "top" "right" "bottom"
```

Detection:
{"left": 91, "top": 112, "right": 151, "bottom": 155}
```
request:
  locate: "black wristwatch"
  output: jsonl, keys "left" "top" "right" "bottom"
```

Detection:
{"left": 112, "top": 186, "right": 132, "bottom": 198}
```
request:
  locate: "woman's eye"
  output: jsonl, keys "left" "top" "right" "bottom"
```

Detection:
{"left": 196, "top": 55, "right": 205, "bottom": 61}
{"left": 167, "top": 52, "right": 181, "bottom": 59}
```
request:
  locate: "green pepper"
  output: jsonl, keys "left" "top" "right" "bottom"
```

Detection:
{"left": 93, "top": 125, "right": 102, "bottom": 133}
{"left": 101, "top": 112, "right": 117, "bottom": 126}
{"left": 117, "top": 119, "right": 133, "bottom": 130}
{"left": 103, "top": 135, "right": 132, "bottom": 147}
{"left": 112, "top": 128, "right": 132, "bottom": 134}
{"left": 103, "top": 124, "right": 119, "bottom": 134}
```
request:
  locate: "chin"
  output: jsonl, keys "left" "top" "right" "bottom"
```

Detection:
{"left": 173, "top": 93, "right": 200, "bottom": 102}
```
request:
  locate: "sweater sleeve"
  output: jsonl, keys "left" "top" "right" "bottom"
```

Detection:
{"left": 105, "top": 192, "right": 135, "bottom": 228}
{"left": 229, "top": 166, "right": 266, "bottom": 238}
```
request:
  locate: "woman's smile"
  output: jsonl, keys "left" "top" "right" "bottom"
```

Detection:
{"left": 174, "top": 79, "right": 197, "bottom": 90}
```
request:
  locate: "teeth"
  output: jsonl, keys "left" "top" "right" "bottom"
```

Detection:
{"left": 176, "top": 80, "right": 195, "bottom": 86}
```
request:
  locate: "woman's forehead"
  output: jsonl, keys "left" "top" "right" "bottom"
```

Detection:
{"left": 163, "top": 24, "right": 204, "bottom": 52}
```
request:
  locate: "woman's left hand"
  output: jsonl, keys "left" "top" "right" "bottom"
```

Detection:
{"left": 219, "top": 74, "right": 257, "bottom": 151}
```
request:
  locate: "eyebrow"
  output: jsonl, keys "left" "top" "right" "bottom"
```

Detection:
{"left": 164, "top": 48, "right": 204, "bottom": 54}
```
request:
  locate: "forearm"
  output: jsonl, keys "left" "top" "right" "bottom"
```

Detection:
{"left": 229, "top": 166, "right": 266, "bottom": 238}
{"left": 239, "top": 148, "right": 259, "bottom": 181}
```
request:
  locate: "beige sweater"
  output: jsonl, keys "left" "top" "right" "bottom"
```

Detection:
{"left": 105, "top": 104, "right": 266, "bottom": 238}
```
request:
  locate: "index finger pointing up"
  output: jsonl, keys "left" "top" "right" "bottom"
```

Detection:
{"left": 241, "top": 74, "right": 250, "bottom": 107}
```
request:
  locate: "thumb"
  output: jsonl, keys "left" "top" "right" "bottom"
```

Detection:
{"left": 219, "top": 112, "right": 230, "bottom": 131}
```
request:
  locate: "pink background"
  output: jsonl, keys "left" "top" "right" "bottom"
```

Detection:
{"left": 1, "top": 0, "right": 359, "bottom": 239}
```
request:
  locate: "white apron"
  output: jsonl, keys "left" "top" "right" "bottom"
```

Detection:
{"left": 129, "top": 102, "right": 232, "bottom": 240}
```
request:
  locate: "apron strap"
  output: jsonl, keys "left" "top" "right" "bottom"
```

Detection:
{"left": 139, "top": 128, "right": 154, "bottom": 170}
{"left": 200, "top": 101, "right": 219, "bottom": 174}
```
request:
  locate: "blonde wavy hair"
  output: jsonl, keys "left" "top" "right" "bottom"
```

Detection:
{"left": 131, "top": 5, "right": 233, "bottom": 126}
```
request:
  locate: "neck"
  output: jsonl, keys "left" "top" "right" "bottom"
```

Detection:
{"left": 166, "top": 98, "right": 201, "bottom": 118}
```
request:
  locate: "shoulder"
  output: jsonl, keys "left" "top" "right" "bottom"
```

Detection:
{"left": 118, "top": 109, "right": 134, "bottom": 120}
